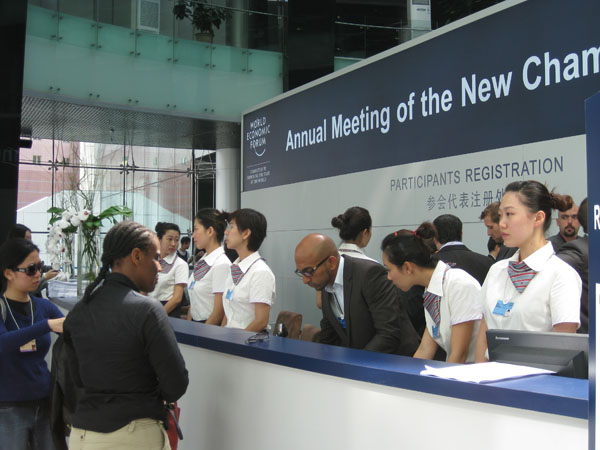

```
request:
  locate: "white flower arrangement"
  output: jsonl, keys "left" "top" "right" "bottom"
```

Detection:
{"left": 46, "top": 206, "right": 131, "bottom": 274}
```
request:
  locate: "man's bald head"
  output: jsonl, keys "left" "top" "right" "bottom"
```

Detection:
{"left": 295, "top": 234, "right": 338, "bottom": 261}
{"left": 295, "top": 234, "right": 340, "bottom": 291}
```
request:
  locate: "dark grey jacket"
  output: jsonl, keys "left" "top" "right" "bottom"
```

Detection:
{"left": 63, "top": 273, "right": 188, "bottom": 433}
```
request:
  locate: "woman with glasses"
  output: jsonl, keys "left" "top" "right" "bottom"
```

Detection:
{"left": 474, "top": 181, "right": 582, "bottom": 362}
{"left": 222, "top": 209, "right": 275, "bottom": 332}
{"left": 187, "top": 208, "right": 231, "bottom": 324}
{"left": 148, "top": 222, "right": 189, "bottom": 318}
{"left": 0, "top": 238, "right": 65, "bottom": 450}
{"left": 381, "top": 223, "right": 482, "bottom": 363}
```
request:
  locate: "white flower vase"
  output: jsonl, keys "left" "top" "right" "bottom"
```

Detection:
{"left": 77, "top": 226, "right": 100, "bottom": 297}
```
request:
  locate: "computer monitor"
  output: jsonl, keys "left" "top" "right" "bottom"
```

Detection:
{"left": 486, "top": 329, "right": 589, "bottom": 379}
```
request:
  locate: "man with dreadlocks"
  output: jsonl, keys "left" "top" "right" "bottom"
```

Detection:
{"left": 63, "top": 221, "right": 188, "bottom": 450}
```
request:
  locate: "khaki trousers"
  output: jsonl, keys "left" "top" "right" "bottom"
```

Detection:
{"left": 69, "top": 418, "right": 170, "bottom": 450}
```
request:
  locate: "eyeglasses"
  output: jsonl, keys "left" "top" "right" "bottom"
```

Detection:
{"left": 13, "top": 262, "right": 43, "bottom": 277}
{"left": 294, "top": 256, "right": 329, "bottom": 278}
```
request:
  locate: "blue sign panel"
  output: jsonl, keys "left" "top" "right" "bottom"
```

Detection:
{"left": 587, "top": 91, "right": 600, "bottom": 450}
{"left": 242, "top": 0, "right": 600, "bottom": 191}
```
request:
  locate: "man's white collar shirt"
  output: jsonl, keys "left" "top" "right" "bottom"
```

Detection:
{"left": 324, "top": 256, "right": 345, "bottom": 318}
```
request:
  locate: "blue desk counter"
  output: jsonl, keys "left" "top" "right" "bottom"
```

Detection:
{"left": 52, "top": 296, "right": 588, "bottom": 419}
{"left": 171, "top": 318, "right": 588, "bottom": 420}
{"left": 51, "top": 296, "right": 588, "bottom": 449}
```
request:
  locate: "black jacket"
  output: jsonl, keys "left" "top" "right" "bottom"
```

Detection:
{"left": 436, "top": 244, "right": 493, "bottom": 286}
{"left": 319, "top": 256, "right": 420, "bottom": 356}
{"left": 62, "top": 273, "right": 189, "bottom": 433}
{"left": 557, "top": 236, "right": 589, "bottom": 333}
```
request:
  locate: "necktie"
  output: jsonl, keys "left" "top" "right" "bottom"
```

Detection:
{"left": 159, "top": 258, "right": 174, "bottom": 274}
{"left": 507, "top": 260, "right": 537, "bottom": 293}
{"left": 422, "top": 290, "right": 441, "bottom": 329}
{"left": 231, "top": 264, "right": 243, "bottom": 285}
{"left": 194, "top": 260, "right": 210, "bottom": 281}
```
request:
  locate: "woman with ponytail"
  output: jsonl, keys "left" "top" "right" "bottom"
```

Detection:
{"left": 315, "top": 207, "right": 376, "bottom": 310}
{"left": 187, "top": 209, "right": 231, "bottom": 324}
{"left": 331, "top": 206, "right": 376, "bottom": 262}
{"left": 0, "top": 238, "right": 64, "bottom": 450}
{"left": 475, "top": 181, "right": 582, "bottom": 362}
{"left": 381, "top": 223, "right": 482, "bottom": 363}
{"left": 63, "top": 221, "right": 188, "bottom": 449}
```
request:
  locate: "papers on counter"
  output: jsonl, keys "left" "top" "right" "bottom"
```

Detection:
{"left": 420, "top": 362, "right": 554, "bottom": 384}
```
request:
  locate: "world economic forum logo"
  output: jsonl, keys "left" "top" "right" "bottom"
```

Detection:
{"left": 246, "top": 116, "right": 271, "bottom": 157}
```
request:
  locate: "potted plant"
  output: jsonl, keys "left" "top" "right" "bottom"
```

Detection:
{"left": 173, "top": 0, "right": 231, "bottom": 42}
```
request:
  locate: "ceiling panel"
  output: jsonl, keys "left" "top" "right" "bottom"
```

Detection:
{"left": 21, "top": 94, "right": 240, "bottom": 150}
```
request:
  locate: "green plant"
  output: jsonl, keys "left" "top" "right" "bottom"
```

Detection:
{"left": 173, "top": 0, "right": 231, "bottom": 38}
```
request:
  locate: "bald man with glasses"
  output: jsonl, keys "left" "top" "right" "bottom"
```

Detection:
{"left": 294, "top": 234, "right": 420, "bottom": 355}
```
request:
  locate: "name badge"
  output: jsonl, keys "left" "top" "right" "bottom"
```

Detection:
{"left": 20, "top": 339, "right": 37, "bottom": 353}
{"left": 493, "top": 300, "right": 514, "bottom": 317}
{"left": 431, "top": 324, "right": 440, "bottom": 339}
{"left": 189, "top": 280, "right": 196, "bottom": 290}
{"left": 225, "top": 289, "right": 233, "bottom": 300}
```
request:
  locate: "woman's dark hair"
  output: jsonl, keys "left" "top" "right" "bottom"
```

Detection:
{"left": 228, "top": 208, "right": 267, "bottom": 252}
{"left": 82, "top": 221, "right": 154, "bottom": 303}
{"left": 380, "top": 222, "right": 438, "bottom": 269}
{"left": 504, "top": 180, "right": 573, "bottom": 232}
{"left": 331, "top": 206, "right": 372, "bottom": 242}
{"left": 195, "top": 208, "right": 229, "bottom": 243}
{"left": 0, "top": 238, "right": 39, "bottom": 294}
{"left": 155, "top": 222, "right": 180, "bottom": 240}
{"left": 7, "top": 224, "right": 32, "bottom": 240}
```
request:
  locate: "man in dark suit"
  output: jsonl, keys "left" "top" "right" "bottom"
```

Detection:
{"left": 480, "top": 202, "right": 517, "bottom": 261}
{"left": 294, "top": 234, "right": 420, "bottom": 356}
{"left": 433, "top": 214, "right": 493, "bottom": 285}
{"left": 557, "top": 198, "right": 589, "bottom": 333}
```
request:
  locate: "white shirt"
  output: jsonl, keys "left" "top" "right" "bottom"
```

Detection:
{"left": 324, "top": 256, "right": 346, "bottom": 319}
{"left": 149, "top": 252, "right": 189, "bottom": 302}
{"left": 188, "top": 246, "right": 231, "bottom": 321}
{"left": 424, "top": 260, "right": 482, "bottom": 363}
{"left": 222, "top": 251, "right": 276, "bottom": 330}
{"left": 482, "top": 242, "right": 581, "bottom": 332}
{"left": 338, "top": 242, "right": 378, "bottom": 263}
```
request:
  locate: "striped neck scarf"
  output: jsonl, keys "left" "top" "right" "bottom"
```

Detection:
{"left": 507, "top": 260, "right": 537, "bottom": 293}
{"left": 159, "top": 257, "right": 175, "bottom": 274}
{"left": 422, "top": 264, "right": 450, "bottom": 330}
{"left": 230, "top": 264, "right": 243, "bottom": 285}
{"left": 194, "top": 260, "right": 210, "bottom": 281}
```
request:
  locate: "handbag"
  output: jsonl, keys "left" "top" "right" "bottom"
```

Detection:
{"left": 165, "top": 402, "right": 183, "bottom": 450}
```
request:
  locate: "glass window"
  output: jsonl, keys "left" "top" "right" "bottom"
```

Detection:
{"left": 17, "top": 138, "right": 198, "bottom": 268}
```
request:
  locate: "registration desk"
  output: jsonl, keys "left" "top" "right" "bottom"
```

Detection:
{"left": 171, "top": 319, "right": 588, "bottom": 450}
{"left": 51, "top": 297, "right": 588, "bottom": 450}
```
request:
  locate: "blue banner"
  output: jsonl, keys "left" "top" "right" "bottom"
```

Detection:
{"left": 586, "top": 91, "right": 600, "bottom": 450}
{"left": 242, "top": 0, "right": 600, "bottom": 191}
